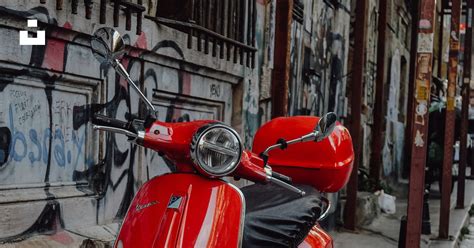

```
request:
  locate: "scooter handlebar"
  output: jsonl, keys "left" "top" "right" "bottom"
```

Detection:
{"left": 93, "top": 114, "right": 133, "bottom": 132}
{"left": 93, "top": 125, "right": 138, "bottom": 140}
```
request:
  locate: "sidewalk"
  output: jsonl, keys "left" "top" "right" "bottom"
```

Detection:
{"left": 0, "top": 224, "right": 118, "bottom": 248}
{"left": 333, "top": 179, "right": 474, "bottom": 248}
{"left": 3, "top": 180, "right": 474, "bottom": 247}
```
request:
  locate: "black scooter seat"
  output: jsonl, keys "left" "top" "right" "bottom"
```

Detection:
{"left": 240, "top": 183, "right": 323, "bottom": 248}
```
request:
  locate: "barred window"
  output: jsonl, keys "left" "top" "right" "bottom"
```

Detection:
{"left": 150, "top": 0, "right": 257, "bottom": 67}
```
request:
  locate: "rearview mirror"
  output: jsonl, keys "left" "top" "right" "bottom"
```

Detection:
{"left": 314, "top": 112, "right": 337, "bottom": 141}
{"left": 91, "top": 27, "right": 125, "bottom": 65}
{"left": 90, "top": 28, "right": 157, "bottom": 115}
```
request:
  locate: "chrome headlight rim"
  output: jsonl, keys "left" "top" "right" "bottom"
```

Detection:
{"left": 190, "top": 123, "right": 243, "bottom": 177}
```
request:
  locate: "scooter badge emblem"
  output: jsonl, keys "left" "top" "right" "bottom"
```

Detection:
{"left": 167, "top": 196, "right": 183, "bottom": 209}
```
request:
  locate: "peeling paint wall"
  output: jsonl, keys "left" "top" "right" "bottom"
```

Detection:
{"left": 0, "top": 0, "right": 257, "bottom": 242}
{"left": 255, "top": 0, "right": 351, "bottom": 123}
{"left": 381, "top": 0, "right": 411, "bottom": 180}
{"left": 358, "top": 0, "right": 412, "bottom": 180}
{"left": 288, "top": 0, "right": 351, "bottom": 119}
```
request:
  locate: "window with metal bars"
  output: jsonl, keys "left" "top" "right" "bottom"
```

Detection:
{"left": 148, "top": 0, "right": 257, "bottom": 68}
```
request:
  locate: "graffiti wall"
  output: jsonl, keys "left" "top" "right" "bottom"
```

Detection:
{"left": 381, "top": 2, "right": 411, "bottom": 180}
{"left": 359, "top": 0, "right": 411, "bottom": 179}
{"left": 287, "top": 0, "right": 351, "bottom": 119}
{"left": 0, "top": 0, "right": 256, "bottom": 242}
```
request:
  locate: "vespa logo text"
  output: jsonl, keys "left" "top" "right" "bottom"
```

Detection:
{"left": 135, "top": 200, "right": 159, "bottom": 212}
{"left": 19, "top": 20, "right": 45, "bottom": 46}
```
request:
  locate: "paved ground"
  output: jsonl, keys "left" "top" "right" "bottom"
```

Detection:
{"left": 460, "top": 217, "right": 474, "bottom": 248}
{"left": 3, "top": 180, "right": 474, "bottom": 247}
{"left": 333, "top": 179, "right": 474, "bottom": 248}
{"left": 0, "top": 224, "right": 117, "bottom": 248}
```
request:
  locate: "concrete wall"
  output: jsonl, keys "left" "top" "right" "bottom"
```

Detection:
{"left": 0, "top": 0, "right": 258, "bottom": 242}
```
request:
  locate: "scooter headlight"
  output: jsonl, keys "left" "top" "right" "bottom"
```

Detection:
{"left": 191, "top": 124, "right": 243, "bottom": 177}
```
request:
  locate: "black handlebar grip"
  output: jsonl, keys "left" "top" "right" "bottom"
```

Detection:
{"left": 272, "top": 171, "right": 292, "bottom": 184}
{"left": 93, "top": 114, "right": 131, "bottom": 130}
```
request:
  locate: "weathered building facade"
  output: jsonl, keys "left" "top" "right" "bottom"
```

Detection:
{"left": 362, "top": 0, "right": 412, "bottom": 182}
{"left": 0, "top": 0, "right": 259, "bottom": 242}
{"left": 0, "top": 0, "right": 418, "bottom": 243}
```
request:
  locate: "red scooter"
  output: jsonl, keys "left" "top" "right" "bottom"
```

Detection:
{"left": 90, "top": 28, "right": 354, "bottom": 248}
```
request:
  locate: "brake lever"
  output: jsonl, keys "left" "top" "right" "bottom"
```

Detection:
{"left": 264, "top": 166, "right": 306, "bottom": 196}
{"left": 268, "top": 176, "right": 306, "bottom": 196}
{"left": 93, "top": 125, "right": 138, "bottom": 140}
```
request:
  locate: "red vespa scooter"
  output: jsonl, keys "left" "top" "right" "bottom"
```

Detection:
{"left": 90, "top": 28, "right": 354, "bottom": 248}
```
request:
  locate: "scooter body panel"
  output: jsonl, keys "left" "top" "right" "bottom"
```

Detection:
{"left": 115, "top": 173, "right": 244, "bottom": 248}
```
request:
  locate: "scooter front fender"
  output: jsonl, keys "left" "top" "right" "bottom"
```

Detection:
{"left": 115, "top": 173, "right": 245, "bottom": 248}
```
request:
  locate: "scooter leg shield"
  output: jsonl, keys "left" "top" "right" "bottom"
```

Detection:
{"left": 114, "top": 173, "right": 245, "bottom": 248}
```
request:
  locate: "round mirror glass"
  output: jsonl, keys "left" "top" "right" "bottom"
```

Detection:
{"left": 91, "top": 27, "right": 125, "bottom": 65}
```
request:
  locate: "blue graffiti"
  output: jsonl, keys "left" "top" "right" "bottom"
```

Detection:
{"left": 28, "top": 129, "right": 41, "bottom": 163}
{"left": 6, "top": 104, "right": 87, "bottom": 168}
{"left": 9, "top": 105, "right": 27, "bottom": 162}
{"left": 54, "top": 129, "right": 65, "bottom": 167}
{"left": 72, "top": 130, "right": 86, "bottom": 168}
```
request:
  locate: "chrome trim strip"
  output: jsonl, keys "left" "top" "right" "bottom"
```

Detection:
{"left": 318, "top": 196, "right": 331, "bottom": 221}
{"left": 225, "top": 182, "right": 246, "bottom": 248}
{"left": 137, "top": 130, "right": 145, "bottom": 140}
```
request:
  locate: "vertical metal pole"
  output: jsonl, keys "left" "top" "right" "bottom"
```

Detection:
{"left": 405, "top": 0, "right": 436, "bottom": 246}
{"left": 188, "top": 0, "right": 195, "bottom": 49}
{"left": 233, "top": 0, "right": 240, "bottom": 62}
{"left": 251, "top": 0, "right": 256, "bottom": 68}
{"left": 72, "top": 0, "right": 79, "bottom": 14}
{"left": 113, "top": 0, "right": 120, "bottom": 27}
{"left": 125, "top": 9, "right": 132, "bottom": 31}
{"left": 226, "top": 0, "right": 233, "bottom": 60}
{"left": 369, "top": 0, "right": 388, "bottom": 183}
{"left": 456, "top": 0, "right": 473, "bottom": 210}
{"left": 56, "top": 0, "right": 63, "bottom": 10}
{"left": 437, "top": 2, "right": 445, "bottom": 78}
{"left": 403, "top": 1, "right": 420, "bottom": 180}
{"left": 205, "top": 0, "right": 211, "bottom": 55}
{"left": 343, "top": 0, "right": 369, "bottom": 230}
{"left": 213, "top": 0, "right": 219, "bottom": 57}
{"left": 85, "top": 0, "right": 92, "bottom": 19}
{"left": 271, "top": 0, "right": 293, "bottom": 118}
{"left": 246, "top": 0, "right": 252, "bottom": 66}
{"left": 238, "top": 0, "right": 244, "bottom": 64}
{"left": 439, "top": 0, "right": 462, "bottom": 239}
{"left": 219, "top": 0, "right": 225, "bottom": 59}
{"left": 137, "top": 0, "right": 143, "bottom": 35}
{"left": 100, "top": 0, "right": 107, "bottom": 24}
{"left": 198, "top": 0, "right": 203, "bottom": 52}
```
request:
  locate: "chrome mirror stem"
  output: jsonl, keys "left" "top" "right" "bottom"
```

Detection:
{"left": 262, "top": 131, "right": 319, "bottom": 157}
{"left": 113, "top": 59, "right": 156, "bottom": 113}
